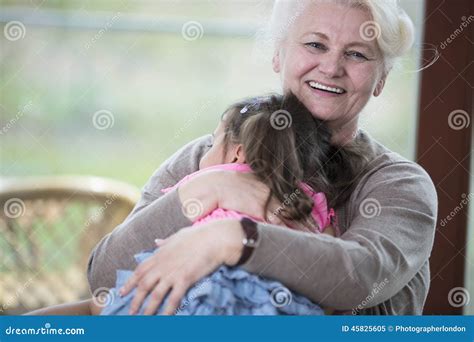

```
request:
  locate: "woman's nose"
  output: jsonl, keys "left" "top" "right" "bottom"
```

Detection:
{"left": 317, "top": 52, "right": 344, "bottom": 78}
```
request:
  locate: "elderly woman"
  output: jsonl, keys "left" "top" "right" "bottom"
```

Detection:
{"left": 87, "top": 0, "right": 437, "bottom": 315}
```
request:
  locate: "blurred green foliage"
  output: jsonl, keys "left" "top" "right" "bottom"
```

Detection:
{"left": 1, "top": 0, "right": 421, "bottom": 189}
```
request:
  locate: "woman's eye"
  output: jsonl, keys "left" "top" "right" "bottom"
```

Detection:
{"left": 346, "top": 51, "right": 368, "bottom": 60}
{"left": 305, "top": 42, "right": 327, "bottom": 50}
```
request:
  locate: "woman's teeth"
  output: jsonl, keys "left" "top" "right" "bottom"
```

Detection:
{"left": 308, "top": 81, "right": 345, "bottom": 94}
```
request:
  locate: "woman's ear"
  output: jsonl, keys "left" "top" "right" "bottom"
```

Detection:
{"left": 373, "top": 74, "right": 387, "bottom": 97}
{"left": 231, "top": 144, "right": 246, "bottom": 163}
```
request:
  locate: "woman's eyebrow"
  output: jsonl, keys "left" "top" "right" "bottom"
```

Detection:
{"left": 345, "top": 42, "right": 375, "bottom": 53}
{"left": 306, "top": 31, "right": 329, "bottom": 40}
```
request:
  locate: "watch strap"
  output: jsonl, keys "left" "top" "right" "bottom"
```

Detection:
{"left": 235, "top": 217, "right": 259, "bottom": 266}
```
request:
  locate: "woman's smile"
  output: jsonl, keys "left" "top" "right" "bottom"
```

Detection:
{"left": 306, "top": 80, "right": 347, "bottom": 97}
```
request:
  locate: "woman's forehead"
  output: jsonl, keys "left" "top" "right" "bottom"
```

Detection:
{"left": 291, "top": 1, "right": 373, "bottom": 44}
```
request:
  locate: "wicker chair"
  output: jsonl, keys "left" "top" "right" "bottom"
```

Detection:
{"left": 0, "top": 176, "right": 140, "bottom": 315}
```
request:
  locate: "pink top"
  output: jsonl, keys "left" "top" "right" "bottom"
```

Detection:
{"left": 162, "top": 163, "right": 335, "bottom": 234}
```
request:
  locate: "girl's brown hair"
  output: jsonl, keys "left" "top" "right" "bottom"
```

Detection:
{"left": 221, "top": 92, "right": 369, "bottom": 231}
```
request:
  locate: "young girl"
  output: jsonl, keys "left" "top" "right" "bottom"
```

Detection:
{"left": 27, "top": 92, "right": 366, "bottom": 315}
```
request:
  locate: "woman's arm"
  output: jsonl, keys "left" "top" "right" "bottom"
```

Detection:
{"left": 117, "top": 153, "right": 436, "bottom": 314}
{"left": 87, "top": 135, "right": 213, "bottom": 291}
{"left": 238, "top": 161, "right": 438, "bottom": 310}
{"left": 120, "top": 160, "right": 436, "bottom": 314}
{"left": 88, "top": 135, "right": 281, "bottom": 292}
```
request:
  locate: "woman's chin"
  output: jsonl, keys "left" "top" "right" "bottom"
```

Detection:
{"left": 306, "top": 104, "right": 345, "bottom": 122}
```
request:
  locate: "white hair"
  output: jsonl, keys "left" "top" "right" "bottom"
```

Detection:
{"left": 259, "top": 0, "right": 415, "bottom": 73}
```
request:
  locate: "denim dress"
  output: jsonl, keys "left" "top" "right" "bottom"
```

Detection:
{"left": 100, "top": 248, "right": 324, "bottom": 316}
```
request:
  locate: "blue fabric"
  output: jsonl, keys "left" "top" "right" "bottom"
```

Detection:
{"left": 101, "top": 248, "right": 324, "bottom": 316}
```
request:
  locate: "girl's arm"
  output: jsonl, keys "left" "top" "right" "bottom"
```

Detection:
{"left": 25, "top": 299, "right": 93, "bottom": 315}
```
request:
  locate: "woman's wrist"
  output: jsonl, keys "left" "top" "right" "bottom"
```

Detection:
{"left": 204, "top": 219, "right": 245, "bottom": 266}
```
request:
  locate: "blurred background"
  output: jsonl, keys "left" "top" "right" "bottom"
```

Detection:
{"left": 1, "top": 0, "right": 472, "bottom": 315}
{"left": 0, "top": 0, "right": 424, "bottom": 186}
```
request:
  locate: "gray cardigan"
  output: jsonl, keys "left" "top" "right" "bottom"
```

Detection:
{"left": 87, "top": 130, "right": 438, "bottom": 315}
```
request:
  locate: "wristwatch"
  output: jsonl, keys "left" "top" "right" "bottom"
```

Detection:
{"left": 235, "top": 217, "right": 259, "bottom": 266}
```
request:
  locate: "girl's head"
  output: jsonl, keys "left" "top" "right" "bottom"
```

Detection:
{"left": 200, "top": 92, "right": 366, "bottom": 230}
{"left": 265, "top": 0, "right": 414, "bottom": 139}
{"left": 200, "top": 93, "right": 332, "bottom": 173}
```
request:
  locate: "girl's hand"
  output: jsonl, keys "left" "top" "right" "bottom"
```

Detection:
{"left": 119, "top": 219, "right": 244, "bottom": 315}
{"left": 178, "top": 170, "right": 283, "bottom": 224}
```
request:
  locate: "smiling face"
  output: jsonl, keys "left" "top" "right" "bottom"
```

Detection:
{"left": 272, "top": 1, "right": 387, "bottom": 140}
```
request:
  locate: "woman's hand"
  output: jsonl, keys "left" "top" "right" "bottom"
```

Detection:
{"left": 119, "top": 219, "right": 244, "bottom": 315}
{"left": 178, "top": 170, "right": 283, "bottom": 224}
